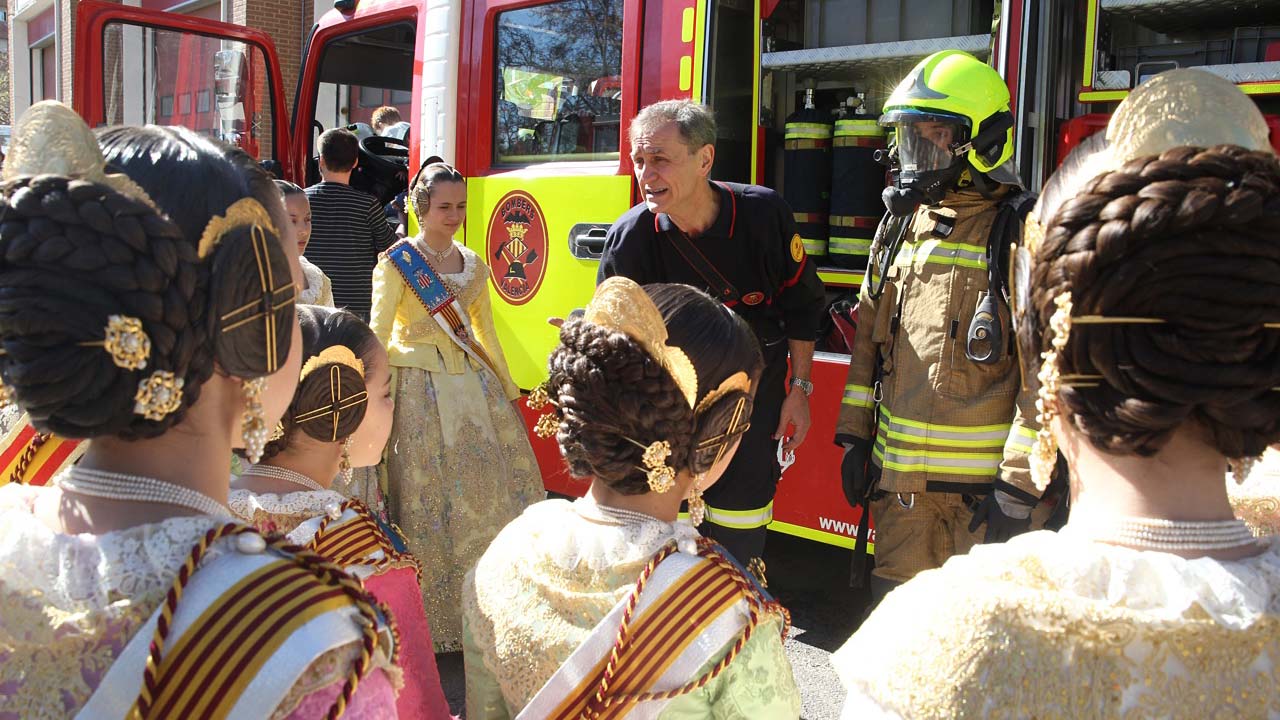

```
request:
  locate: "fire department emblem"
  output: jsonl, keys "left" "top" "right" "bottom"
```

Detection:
{"left": 790, "top": 233, "right": 805, "bottom": 263}
{"left": 486, "top": 190, "right": 548, "bottom": 306}
{"left": 742, "top": 291, "right": 765, "bottom": 306}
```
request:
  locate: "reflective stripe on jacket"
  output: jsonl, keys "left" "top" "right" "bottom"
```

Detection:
{"left": 835, "top": 189, "right": 1040, "bottom": 496}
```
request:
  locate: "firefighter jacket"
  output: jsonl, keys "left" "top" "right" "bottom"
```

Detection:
{"left": 834, "top": 189, "right": 1041, "bottom": 499}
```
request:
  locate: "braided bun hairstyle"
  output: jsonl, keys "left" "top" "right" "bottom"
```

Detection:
{"left": 263, "top": 305, "right": 381, "bottom": 460}
{"left": 0, "top": 124, "right": 294, "bottom": 438}
{"left": 546, "top": 283, "right": 763, "bottom": 494}
{"left": 1026, "top": 144, "right": 1280, "bottom": 459}
{"left": 408, "top": 157, "right": 463, "bottom": 223}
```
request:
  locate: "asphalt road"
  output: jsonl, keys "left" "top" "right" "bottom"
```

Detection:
{"left": 436, "top": 531, "right": 870, "bottom": 718}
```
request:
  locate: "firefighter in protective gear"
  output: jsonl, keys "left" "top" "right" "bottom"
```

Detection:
{"left": 835, "top": 51, "right": 1042, "bottom": 607}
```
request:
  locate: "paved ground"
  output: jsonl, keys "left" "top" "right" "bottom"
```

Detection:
{"left": 436, "top": 532, "right": 870, "bottom": 718}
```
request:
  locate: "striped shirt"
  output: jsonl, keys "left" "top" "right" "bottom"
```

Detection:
{"left": 303, "top": 181, "right": 397, "bottom": 319}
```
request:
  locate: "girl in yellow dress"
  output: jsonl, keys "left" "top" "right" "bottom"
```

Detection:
{"left": 370, "top": 162, "right": 542, "bottom": 651}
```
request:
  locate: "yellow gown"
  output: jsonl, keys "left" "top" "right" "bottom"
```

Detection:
{"left": 832, "top": 528, "right": 1280, "bottom": 719}
{"left": 369, "top": 240, "right": 543, "bottom": 652}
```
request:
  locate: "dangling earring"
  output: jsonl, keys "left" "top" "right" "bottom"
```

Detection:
{"left": 241, "top": 377, "right": 268, "bottom": 464}
{"left": 687, "top": 473, "right": 707, "bottom": 526}
{"left": 0, "top": 371, "right": 14, "bottom": 409}
{"left": 339, "top": 437, "right": 353, "bottom": 484}
{"left": 1230, "top": 456, "right": 1258, "bottom": 485}
{"left": 1031, "top": 292, "right": 1072, "bottom": 492}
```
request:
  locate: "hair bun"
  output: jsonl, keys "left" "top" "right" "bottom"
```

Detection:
{"left": 205, "top": 198, "right": 296, "bottom": 379}
{"left": 0, "top": 174, "right": 203, "bottom": 439}
{"left": 292, "top": 360, "right": 368, "bottom": 443}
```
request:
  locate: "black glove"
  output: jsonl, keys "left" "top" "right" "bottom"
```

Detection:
{"left": 840, "top": 438, "right": 872, "bottom": 508}
{"left": 968, "top": 490, "right": 1033, "bottom": 543}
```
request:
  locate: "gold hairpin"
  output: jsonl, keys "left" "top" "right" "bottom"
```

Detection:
{"left": 527, "top": 381, "right": 552, "bottom": 410}
{"left": 293, "top": 365, "right": 369, "bottom": 441}
{"left": 133, "top": 370, "right": 184, "bottom": 422}
{"left": 584, "top": 277, "right": 698, "bottom": 409}
{"left": 300, "top": 345, "right": 366, "bottom": 381}
{"left": 626, "top": 438, "right": 676, "bottom": 494}
{"left": 79, "top": 315, "right": 151, "bottom": 371}
{"left": 211, "top": 198, "right": 295, "bottom": 374}
{"left": 702, "top": 396, "right": 751, "bottom": 466}
{"left": 527, "top": 381, "right": 561, "bottom": 438}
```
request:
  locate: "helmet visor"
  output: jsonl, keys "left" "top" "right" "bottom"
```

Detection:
{"left": 892, "top": 119, "right": 968, "bottom": 176}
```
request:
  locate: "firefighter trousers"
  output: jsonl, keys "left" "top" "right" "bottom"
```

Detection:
{"left": 869, "top": 489, "right": 984, "bottom": 585}
{"left": 699, "top": 342, "right": 787, "bottom": 565}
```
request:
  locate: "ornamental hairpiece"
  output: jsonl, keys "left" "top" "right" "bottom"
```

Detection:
{"left": 134, "top": 370, "right": 185, "bottom": 422}
{"left": 584, "top": 277, "right": 699, "bottom": 410}
{"left": 300, "top": 346, "right": 366, "bottom": 382}
{"left": 295, "top": 347, "right": 369, "bottom": 442}
{"left": 197, "top": 197, "right": 280, "bottom": 260}
{"left": 527, "top": 381, "right": 560, "bottom": 439}
{"left": 625, "top": 438, "right": 676, "bottom": 494}
{"left": 213, "top": 198, "right": 296, "bottom": 374}
{"left": 79, "top": 315, "right": 151, "bottom": 371}
{"left": 3, "top": 101, "right": 160, "bottom": 212}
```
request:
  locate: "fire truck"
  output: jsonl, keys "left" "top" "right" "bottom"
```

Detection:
{"left": 71, "top": 0, "right": 1280, "bottom": 548}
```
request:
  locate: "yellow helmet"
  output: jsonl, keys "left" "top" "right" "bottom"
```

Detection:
{"left": 880, "top": 50, "right": 1014, "bottom": 175}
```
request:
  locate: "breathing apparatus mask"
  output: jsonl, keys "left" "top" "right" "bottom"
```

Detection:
{"left": 878, "top": 109, "right": 1016, "bottom": 218}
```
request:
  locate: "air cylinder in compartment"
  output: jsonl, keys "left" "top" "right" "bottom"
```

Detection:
{"left": 827, "top": 118, "right": 886, "bottom": 272}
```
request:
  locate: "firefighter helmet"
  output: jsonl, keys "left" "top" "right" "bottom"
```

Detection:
{"left": 880, "top": 50, "right": 1014, "bottom": 175}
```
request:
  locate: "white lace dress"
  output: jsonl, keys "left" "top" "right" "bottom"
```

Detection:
{"left": 0, "top": 483, "right": 398, "bottom": 719}
{"left": 833, "top": 528, "right": 1280, "bottom": 719}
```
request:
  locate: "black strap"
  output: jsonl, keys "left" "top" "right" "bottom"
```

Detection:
{"left": 662, "top": 225, "right": 740, "bottom": 304}
{"left": 849, "top": 498, "right": 873, "bottom": 588}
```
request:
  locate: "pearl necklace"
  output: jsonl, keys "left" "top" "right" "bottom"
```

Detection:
{"left": 244, "top": 464, "right": 327, "bottom": 492}
{"left": 58, "top": 466, "right": 233, "bottom": 518}
{"left": 420, "top": 240, "right": 457, "bottom": 260}
{"left": 1071, "top": 516, "right": 1259, "bottom": 552}
{"left": 578, "top": 498, "right": 663, "bottom": 526}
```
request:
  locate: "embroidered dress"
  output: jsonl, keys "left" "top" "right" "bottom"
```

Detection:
{"left": 0, "top": 483, "right": 399, "bottom": 719}
{"left": 370, "top": 240, "right": 542, "bottom": 652}
{"left": 299, "top": 257, "right": 335, "bottom": 307}
{"left": 832, "top": 528, "right": 1280, "bottom": 719}
{"left": 1231, "top": 448, "right": 1280, "bottom": 538}
{"left": 228, "top": 486, "right": 453, "bottom": 719}
{"left": 462, "top": 497, "right": 800, "bottom": 718}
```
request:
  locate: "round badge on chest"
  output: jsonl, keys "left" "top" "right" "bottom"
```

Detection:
{"left": 742, "top": 291, "right": 765, "bottom": 306}
{"left": 790, "top": 233, "right": 806, "bottom": 262}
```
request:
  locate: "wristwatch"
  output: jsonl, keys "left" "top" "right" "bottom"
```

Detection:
{"left": 789, "top": 377, "right": 813, "bottom": 397}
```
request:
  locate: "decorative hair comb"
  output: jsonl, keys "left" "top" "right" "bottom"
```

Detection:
{"left": 300, "top": 345, "right": 366, "bottom": 381}
{"left": 584, "top": 277, "right": 699, "bottom": 409}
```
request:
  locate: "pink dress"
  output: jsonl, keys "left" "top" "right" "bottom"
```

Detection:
{"left": 231, "top": 488, "right": 453, "bottom": 719}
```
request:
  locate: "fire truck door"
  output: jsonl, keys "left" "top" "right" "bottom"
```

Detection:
{"left": 456, "top": 0, "right": 641, "bottom": 393}
{"left": 74, "top": 0, "right": 294, "bottom": 180}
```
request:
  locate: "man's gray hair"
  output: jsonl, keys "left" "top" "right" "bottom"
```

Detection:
{"left": 630, "top": 100, "right": 717, "bottom": 152}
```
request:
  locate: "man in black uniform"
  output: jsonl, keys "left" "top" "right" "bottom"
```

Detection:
{"left": 598, "top": 99, "right": 826, "bottom": 569}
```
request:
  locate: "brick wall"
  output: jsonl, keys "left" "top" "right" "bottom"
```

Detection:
{"left": 232, "top": 0, "right": 305, "bottom": 119}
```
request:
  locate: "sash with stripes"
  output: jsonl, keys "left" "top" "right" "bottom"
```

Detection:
{"left": 78, "top": 539, "right": 380, "bottom": 719}
{"left": 386, "top": 240, "right": 498, "bottom": 378}
{"left": 0, "top": 413, "right": 83, "bottom": 486}
{"left": 518, "top": 543, "right": 774, "bottom": 720}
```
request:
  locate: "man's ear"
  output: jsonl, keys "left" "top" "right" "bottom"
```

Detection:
{"left": 698, "top": 143, "right": 715, "bottom": 178}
